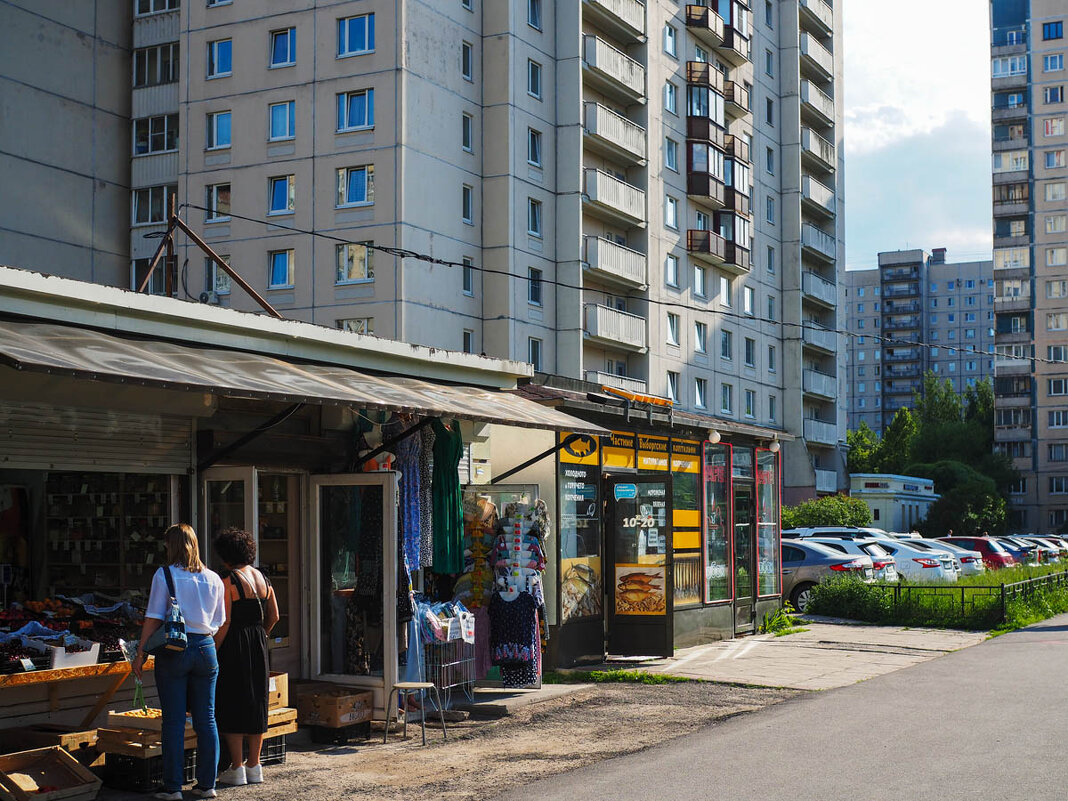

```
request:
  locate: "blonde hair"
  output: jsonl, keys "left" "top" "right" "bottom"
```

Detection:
{"left": 165, "top": 523, "right": 205, "bottom": 572}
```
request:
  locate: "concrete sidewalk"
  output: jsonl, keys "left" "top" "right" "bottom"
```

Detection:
{"left": 633, "top": 617, "right": 988, "bottom": 690}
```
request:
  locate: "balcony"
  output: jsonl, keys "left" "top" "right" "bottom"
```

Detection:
{"left": 992, "top": 103, "right": 1028, "bottom": 123}
{"left": 993, "top": 135, "right": 1029, "bottom": 152}
{"left": 804, "top": 418, "right": 838, "bottom": 446}
{"left": 687, "top": 172, "right": 725, "bottom": 209}
{"left": 885, "top": 364, "right": 921, "bottom": 378}
{"left": 584, "top": 236, "right": 648, "bottom": 289}
{"left": 884, "top": 300, "right": 920, "bottom": 313}
{"left": 993, "top": 424, "right": 1031, "bottom": 442}
{"left": 584, "top": 303, "right": 647, "bottom": 352}
{"left": 801, "top": 126, "right": 835, "bottom": 172}
{"left": 799, "top": 0, "right": 833, "bottom": 36}
{"left": 801, "top": 270, "right": 837, "bottom": 306}
{"left": 686, "top": 60, "right": 723, "bottom": 92}
{"left": 993, "top": 198, "right": 1029, "bottom": 217}
{"left": 803, "top": 368, "right": 837, "bottom": 399}
{"left": 725, "top": 134, "right": 750, "bottom": 164}
{"left": 724, "top": 241, "right": 751, "bottom": 274}
{"left": 994, "top": 294, "right": 1030, "bottom": 312}
{"left": 883, "top": 316, "right": 921, "bottom": 331}
{"left": 993, "top": 233, "right": 1030, "bottom": 249}
{"left": 687, "top": 228, "right": 726, "bottom": 265}
{"left": 882, "top": 284, "right": 920, "bottom": 298}
{"left": 585, "top": 370, "right": 648, "bottom": 394}
{"left": 802, "top": 325, "right": 837, "bottom": 353}
{"left": 801, "top": 223, "right": 836, "bottom": 262}
{"left": 583, "top": 0, "right": 646, "bottom": 42}
{"left": 685, "top": 4, "right": 724, "bottom": 48}
{"left": 884, "top": 349, "right": 920, "bottom": 363}
{"left": 885, "top": 381, "right": 922, "bottom": 396}
{"left": 992, "top": 73, "right": 1028, "bottom": 92}
{"left": 582, "top": 36, "right": 646, "bottom": 104}
{"left": 995, "top": 356, "right": 1032, "bottom": 374}
{"left": 687, "top": 116, "right": 725, "bottom": 148}
{"left": 716, "top": 26, "right": 750, "bottom": 67}
{"left": 799, "top": 31, "right": 834, "bottom": 81}
{"left": 583, "top": 168, "right": 646, "bottom": 226}
{"left": 801, "top": 80, "right": 835, "bottom": 127}
{"left": 881, "top": 266, "right": 919, "bottom": 281}
{"left": 724, "top": 187, "right": 750, "bottom": 216}
{"left": 801, "top": 174, "right": 835, "bottom": 216}
{"left": 583, "top": 102, "right": 647, "bottom": 164}
{"left": 815, "top": 468, "right": 838, "bottom": 494}
{"left": 724, "top": 81, "right": 750, "bottom": 118}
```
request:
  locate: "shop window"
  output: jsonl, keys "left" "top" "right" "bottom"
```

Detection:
{"left": 755, "top": 449, "right": 780, "bottom": 597}
{"left": 703, "top": 443, "right": 731, "bottom": 603}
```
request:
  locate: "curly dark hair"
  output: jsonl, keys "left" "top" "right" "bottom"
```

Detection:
{"left": 214, "top": 527, "right": 256, "bottom": 567}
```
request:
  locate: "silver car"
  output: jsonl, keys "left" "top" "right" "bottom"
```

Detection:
{"left": 805, "top": 537, "right": 900, "bottom": 583}
{"left": 914, "top": 538, "right": 985, "bottom": 577}
{"left": 781, "top": 540, "right": 876, "bottom": 612}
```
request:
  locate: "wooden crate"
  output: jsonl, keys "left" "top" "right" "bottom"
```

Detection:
{"left": 0, "top": 746, "right": 101, "bottom": 801}
{"left": 96, "top": 727, "right": 196, "bottom": 760}
{"left": 296, "top": 687, "right": 373, "bottom": 729}
{"left": 105, "top": 709, "right": 193, "bottom": 733}
{"left": 266, "top": 707, "right": 297, "bottom": 738}
{"left": 268, "top": 672, "right": 289, "bottom": 710}
{"left": 0, "top": 726, "right": 100, "bottom": 769}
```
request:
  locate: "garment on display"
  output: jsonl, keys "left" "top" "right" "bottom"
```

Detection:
{"left": 431, "top": 420, "right": 464, "bottom": 574}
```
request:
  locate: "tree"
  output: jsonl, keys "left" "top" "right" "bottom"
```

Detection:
{"left": 782, "top": 494, "right": 872, "bottom": 529}
{"left": 918, "top": 481, "right": 1007, "bottom": 537}
{"left": 846, "top": 422, "right": 881, "bottom": 473}
{"left": 879, "top": 407, "right": 918, "bottom": 474}
{"left": 912, "top": 373, "right": 962, "bottom": 426}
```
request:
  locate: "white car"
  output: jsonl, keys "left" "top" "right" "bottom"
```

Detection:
{"left": 914, "top": 538, "right": 986, "bottom": 577}
{"left": 805, "top": 537, "right": 900, "bottom": 583}
{"left": 872, "top": 539, "right": 958, "bottom": 583}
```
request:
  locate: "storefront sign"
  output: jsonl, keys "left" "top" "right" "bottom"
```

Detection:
{"left": 637, "top": 434, "right": 669, "bottom": 472}
{"left": 559, "top": 432, "right": 600, "bottom": 465}
{"left": 613, "top": 483, "right": 638, "bottom": 500}
{"left": 601, "top": 431, "right": 637, "bottom": 470}
{"left": 614, "top": 565, "right": 667, "bottom": 615}
{"left": 558, "top": 436, "right": 602, "bottom": 623}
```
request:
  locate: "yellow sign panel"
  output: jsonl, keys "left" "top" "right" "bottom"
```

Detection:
{"left": 602, "top": 431, "right": 636, "bottom": 469}
{"left": 670, "top": 439, "right": 701, "bottom": 474}
{"left": 637, "top": 434, "right": 669, "bottom": 472}
{"left": 674, "top": 529, "right": 701, "bottom": 549}
{"left": 559, "top": 432, "right": 600, "bottom": 465}
{"left": 673, "top": 510, "right": 701, "bottom": 529}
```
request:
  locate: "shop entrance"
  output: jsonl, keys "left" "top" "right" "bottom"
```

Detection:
{"left": 605, "top": 475, "right": 673, "bottom": 658}
{"left": 733, "top": 486, "right": 756, "bottom": 634}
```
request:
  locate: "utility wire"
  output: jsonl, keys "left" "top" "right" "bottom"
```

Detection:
{"left": 176, "top": 202, "right": 1063, "bottom": 368}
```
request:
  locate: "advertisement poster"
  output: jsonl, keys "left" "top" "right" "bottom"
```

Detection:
{"left": 559, "top": 432, "right": 602, "bottom": 622}
{"left": 614, "top": 565, "right": 666, "bottom": 615}
{"left": 561, "top": 556, "right": 602, "bottom": 620}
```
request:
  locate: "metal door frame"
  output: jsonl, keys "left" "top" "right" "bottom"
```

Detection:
{"left": 733, "top": 483, "right": 756, "bottom": 634}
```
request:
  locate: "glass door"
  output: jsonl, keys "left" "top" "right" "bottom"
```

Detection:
{"left": 257, "top": 472, "right": 301, "bottom": 674}
{"left": 203, "top": 467, "right": 256, "bottom": 564}
{"left": 310, "top": 472, "right": 398, "bottom": 712}
{"left": 733, "top": 486, "right": 755, "bottom": 633}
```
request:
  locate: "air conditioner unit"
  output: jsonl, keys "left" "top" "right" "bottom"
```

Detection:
{"left": 198, "top": 291, "right": 222, "bottom": 305}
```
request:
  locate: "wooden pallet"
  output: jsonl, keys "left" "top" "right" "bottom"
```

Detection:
{"left": 96, "top": 708, "right": 297, "bottom": 760}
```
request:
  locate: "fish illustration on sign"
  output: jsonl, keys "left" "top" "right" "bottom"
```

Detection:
{"left": 563, "top": 435, "right": 597, "bottom": 459}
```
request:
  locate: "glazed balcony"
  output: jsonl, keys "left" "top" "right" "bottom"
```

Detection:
{"left": 801, "top": 80, "right": 835, "bottom": 127}
{"left": 884, "top": 364, "right": 922, "bottom": 378}
{"left": 724, "top": 187, "right": 751, "bottom": 216}
{"left": 800, "top": 31, "right": 834, "bottom": 82}
{"left": 725, "top": 134, "right": 750, "bottom": 164}
{"left": 687, "top": 172, "right": 726, "bottom": 209}
{"left": 801, "top": 174, "right": 835, "bottom": 216}
{"left": 815, "top": 468, "right": 838, "bottom": 494}
{"left": 687, "top": 116, "right": 725, "bottom": 148}
{"left": 583, "top": 168, "right": 646, "bottom": 226}
{"left": 686, "top": 228, "right": 726, "bottom": 266}
{"left": 883, "top": 349, "right": 921, "bottom": 363}
{"left": 584, "top": 236, "right": 648, "bottom": 289}
{"left": 801, "top": 269, "right": 837, "bottom": 306}
{"left": 686, "top": 60, "right": 723, "bottom": 92}
{"left": 585, "top": 370, "right": 648, "bottom": 394}
{"left": 882, "top": 284, "right": 920, "bottom": 298}
{"left": 583, "top": 303, "right": 648, "bottom": 352}
{"left": 801, "top": 223, "right": 836, "bottom": 262}
{"left": 801, "top": 126, "right": 835, "bottom": 172}
{"left": 804, "top": 418, "right": 838, "bottom": 446}
{"left": 723, "top": 241, "right": 751, "bottom": 275}
{"left": 883, "top": 315, "right": 920, "bottom": 331}
{"left": 684, "top": 4, "right": 725, "bottom": 48}
{"left": 716, "top": 26, "right": 750, "bottom": 67}
{"left": 994, "top": 293, "right": 1030, "bottom": 313}
{"left": 803, "top": 368, "right": 837, "bottom": 399}
{"left": 884, "top": 300, "right": 920, "bottom": 313}
{"left": 583, "top": 36, "right": 646, "bottom": 104}
{"left": 881, "top": 266, "right": 920, "bottom": 281}
{"left": 799, "top": 0, "right": 833, "bottom": 36}
{"left": 583, "top": 0, "right": 646, "bottom": 42}
{"left": 724, "top": 81, "right": 750, "bottom": 118}
{"left": 583, "top": 102, "right": 646, "bottom": 164}
{"left": 802, "top": 325, "right": 837, "bottom": 353}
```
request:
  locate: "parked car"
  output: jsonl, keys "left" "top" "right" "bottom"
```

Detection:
{"left": 1018, "top": 536, "right": 1066, "bottom": 562}
{"left": 781, "top": 540, "right": 876, "bottom": 612}
{"left": 938, "top": 536, "right": 1016, "bottom": 570}
{"left": 785, "top": 528, "right": 958, "bottom": 582}
{"left": 1036, "top": 535, "right": 1068, "bottom": 559}
{"left": 914, "top": 539, "right": 986, "bottom": 577}
{"left": 805, "top": 537, "right": 900, "bottom": 583}
{"left": 783, "top": 526, "right": 895, "bottom": 542}
{"left": 995, "top": 536, "right": 1041, "bottom": 565}
{"left": 889, "top": 531, "right": 922, "bottom": 540}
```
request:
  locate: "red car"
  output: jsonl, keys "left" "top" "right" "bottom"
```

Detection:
{"left": 938, "top": 536, "right": 1016, "bottom": 570}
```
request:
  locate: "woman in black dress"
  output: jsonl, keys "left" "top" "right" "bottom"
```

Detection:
{"left": 212, "top": 528, "right": 279, "bottom": 786}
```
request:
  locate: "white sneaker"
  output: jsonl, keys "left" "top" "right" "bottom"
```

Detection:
{"left": 217, "top": 765, "right": 247, "bottom": 786}
{"left": 191, "top": 788, "right": 217, "bottom": 799}
{"left": 245, "top": 764, "right": 263, "bottom": 784}
{"left": 153, "top": 793, "right": 182, "bottom": 801}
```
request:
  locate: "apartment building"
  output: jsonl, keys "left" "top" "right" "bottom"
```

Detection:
{"left": 0, "top": 0, "right": 846, "bottom": 501}
{"left": 990, "top": 1, "right": 1068, "bottom": 533}
{"left": 845, "top": 249, "right": 996, "bottom": 434}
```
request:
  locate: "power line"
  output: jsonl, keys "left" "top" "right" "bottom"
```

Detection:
{"left": 176, "top": 202, "right": 1065, "bottom": 367}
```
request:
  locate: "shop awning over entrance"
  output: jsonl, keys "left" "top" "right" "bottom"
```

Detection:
{"left": 0, "top": 321, "right": 608, "bottom": 435}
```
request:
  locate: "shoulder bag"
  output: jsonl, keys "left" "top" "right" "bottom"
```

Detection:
{"left": 143, "top": 566, "right": 188, "bottom": 655}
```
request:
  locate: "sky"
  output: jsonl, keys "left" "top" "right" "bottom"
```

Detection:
{"left": 843, "top": 1, "right": 994, "bottom": 271}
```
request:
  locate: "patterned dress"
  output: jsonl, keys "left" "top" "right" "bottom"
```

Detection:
{"left": 419, "top": 425, "right": 435, "bottom": 567}
{"left": 384, "top": 415, "right": 422, "bottom": 570}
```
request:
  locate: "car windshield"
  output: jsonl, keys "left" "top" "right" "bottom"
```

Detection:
{"left": 987, "top": 540, "right": 1007, "bottom": 553}
{"left": 860, "top": 543, "right": 890, "bottom": 558}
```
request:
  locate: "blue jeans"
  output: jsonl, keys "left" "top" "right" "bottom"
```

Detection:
{"left": 154, "top": 633, "right": 219, "bottom": 792}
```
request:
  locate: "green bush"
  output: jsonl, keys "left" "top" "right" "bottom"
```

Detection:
{"left": 805, "top": 576, "right": 892, "bottom": 622}
{"left": 781, "top": 494, "right": 872, "bottom": 530}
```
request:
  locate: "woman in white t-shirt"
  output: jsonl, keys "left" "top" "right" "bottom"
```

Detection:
{"left": 133, "top": 524, "right": 225, "bottom": 801}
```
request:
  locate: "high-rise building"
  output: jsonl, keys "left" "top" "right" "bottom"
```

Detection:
{"left": 990, "top": 1, "right": 1068, "bottom": 532}
{"left": 1, "top": 0, "right": 846, "bottom": 501}
{"left": 845, "top": 248, "right": 996, "bottom": 434}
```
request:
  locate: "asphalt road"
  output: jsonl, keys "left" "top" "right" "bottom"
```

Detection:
{"left": 499, "top": 615, "right": 1068, "bottom": 801}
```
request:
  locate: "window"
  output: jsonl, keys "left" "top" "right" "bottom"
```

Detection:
{"left": 1051, "top": 280, "right": 1068, "bottom": 299}
{"left": 1052, "top": 444, "right": 1068, "bottom": 463}
{"left": 720, "top": 329, "right": 733, "bottom": 360}
{"left": 206, "top": 111, "right": 230, "bottom": 150}
{"left": 664, "top": 24, "right": 677, "bottom": 57}
{"left": 268, "top": 175, "right": 295, "bottom": 215}
{"left": 992, "top": 55, "right": 1028, "bottom": 77}
{"left": 209, "top": 255, "right": 231, "bottom": 296}
{"left": 462, "top": 0, "right": 472, "bottom": 10}
{"left": 528, "top": 338, "right": 543, "bottom": 372}
{"left": 1046, "top": 86, "right": 1064, "bottom": 104}
{"left": 527, "top": 198, "right": 542, "bottom": 236}
{"left": 338, "top": 318, "right": 374, "bottom": 335}
{"left": 766, "top": 195, "right": 775, "bottom": 224}
{"left": 665, "top": 138, "right": 678, "bottom": 172}
{"left": 337, "top": 89, "right": 374, "bottom": 132}
{"left": 1050, "top": 247, "right": 1068, "bottom": 266}
{"left": 1047, "top": 150, "right": 1066, "bottom": 168}
{"left": 132, "top": 184, "right": 177, "bottom": 225}
{"left": 767, "top": 294, "right": 776, "bottom": 320}
{"left": 1048, "top": 182, "right": 1067, "bottom": 201}
{"left": 133, "top": 113, "right": 178, "bottom": 155}
{"left": 695, "top": 378, "right": 707, "bottom": 408}
{"left": 665, "top": 196, "right": 679, "bottom": 229}
{"left": 461, "top": 113, "right": 474, "bottom": 152}
{"left": 528, "top": 0, "right": 542, "bottom": 29}
{"left": 765, "top": 49, "right": 774, "bottom": 76}
{"left": 135, "top": 0, "right": 178, "bottom": 14}
{"left": 133, "top": 42, "right": 179, "bottom": 88}
{"left": 206, "top": 0, "right": 229, "bottom": 6}
{"left": 692, "top": 267, "right": 709, "bottom": 299}
{"left": 765, "top": 0, "right": 773, "bottom": 26}
{"left": 270, "top": 28, "right": 296, "bottom": 68}
{"left": 527, "top": 267, "right": 543, "bottom": 305}
{"left": 720, "top": 275, "right": 732, "bottom": 307}
{"left": 205, "top": 183, "right": 230, "bottom": 222}
{"left": 720, "top": 383, "right": 734, "bottom": 414}
{"left": 695, "top": 321, "right": 707, "bottom": 353}
{"left": 768, "top": 345, "right": 776, "bottom": 372}
{"left": 662, "top": 257, "right": 679, "bottom": 288}
{"left": 461, "top": 42, "right": 474, "bottom": 81}
{"left": 462, "top": 185, "right": 474, "bottom": 224}
{"left": 337, "top": 166, "right": 374, "bottom": 206}
{"left": 1051, "top": 379, "right": 1068, "bottom": 397}
{"left": 745, "top": 389, "right": 756, "bottom": 418}
{"left": 268, "top": 249, "right": 295, "bottom": 288}
{"left": 1051, "top": 313, "right": 1068, "bottom": 331}
{"left": 665, "top": 82, "right": 678, "bottom": 114}
{"left": 337, "top": 243, "right": 374, "bottom": 283}
{"left": 269, "top": 101, "right": 295, "bottom": 141}
{"left": 767, "top": 245, "right": 775, "bottom": 274}
{"left": 667, "top": 371, "right": 679, "bottom": 402}
{"left": 338, "top": 14, "right": 375, "bottom": 56}
{"left": 744, "top": 337, "right": 755, "bottom": 367}
{"left": 207, "top": 39, "right": 232, "bottom": 78}
{"left": 1047, "top": 214, "right": 1067, "bottom": 233}
{"left": 993, "top": 149, "right": 1029, "bottom": 172}
{"left": 461, "top": 329, "right": 474, "bottom": 353}
{"left": 527, "top": 60, "right": 542, "bottom": 98}
{"left": 1046, "top": 54, "right": 1065, "bottom": 72}
{"left": 667, "top": 312, "right": 680, "bottom": 346}
{"left": 528, "top": 128, "right": 542, "bottom": 166}
{"left": 744, "top": 286, "right": 754, "bottom": 315}
{"left": 1044, "top": 21, "right": 1063, "bottom": 40}
{"left": 1051, "top": 477, "right": 1068, "bottom": 494}
{"left": 462, "top": 257, "right": 474, "bottom": 295}
{"left": 1052, "top": 410, "right": 1068, "bottom": 428}
{"left": 766, "top": 147, "right": 775, "bottom": 174}
{"left": 766, "top": 97, "right": 774, "bottom": 126}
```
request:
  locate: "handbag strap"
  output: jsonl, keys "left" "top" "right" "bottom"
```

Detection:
{"left": 163, "top": 565, "right": 178, "bottom": 601}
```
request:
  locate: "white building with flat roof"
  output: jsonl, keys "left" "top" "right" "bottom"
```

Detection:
{"left": 849, "top": 473, "right": 938, "bottom": 533}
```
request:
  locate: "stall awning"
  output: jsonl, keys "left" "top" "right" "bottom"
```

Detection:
{"left": 0, "top": 321, "right": 608, "bottom": 435}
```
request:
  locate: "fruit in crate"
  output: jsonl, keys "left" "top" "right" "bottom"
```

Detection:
{"left": 122, "top": 708, "right": 162, "bottom": 719}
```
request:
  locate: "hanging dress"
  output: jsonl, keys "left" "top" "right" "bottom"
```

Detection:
{"left": 431, "top": 419, "right": 465, "bottom": 573}
{"left": 215, "top": 569, "right": 271, "bottom": 735}
{"left": 383, "top": 415, "right": 422, "bottom": 570}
